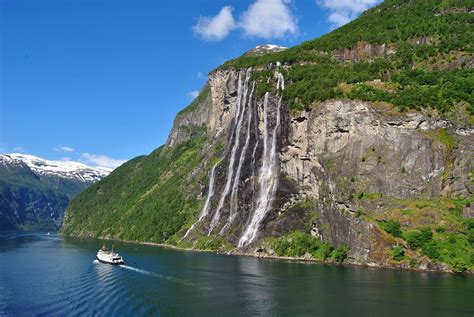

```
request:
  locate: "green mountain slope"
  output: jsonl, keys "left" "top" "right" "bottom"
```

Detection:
{"left": 62, "top": 138, "right": 209, "bottom": 242}
{"left": 0, "top": 155, "right": 108, "bottom": 231}
{"left": 222, "top": 0, "right": 473, "bottom": 115}
{"left": 62, "top": 0, "right": 473, "bottom": 272}
{"left": 0, "top": 163, "right": 80, "bottom": 230}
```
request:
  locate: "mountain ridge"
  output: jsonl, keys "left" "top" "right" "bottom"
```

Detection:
{"left": 63, "top": 0, "right": 474, "bottom": 273}
{"left": 0, "top": 153, "right": 110, "bottom": 230}
{"left": 0, "top": 153, "right": 111, "bottom": 183}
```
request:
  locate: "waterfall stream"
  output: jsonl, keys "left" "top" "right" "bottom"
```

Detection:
{"left": 182, "top": 162, "right": 220, "bottom": 238}
{"left": 220, "top": 81, "right": 256, "bottom": 235}
{"left": 238, "top": 72, "right": 284, "bottom": 247}
{"left": 183, "top": 69, "right": 284, "bottom": 245}
{"left": 208, "top": 68, "right": 252, "bottom": 235}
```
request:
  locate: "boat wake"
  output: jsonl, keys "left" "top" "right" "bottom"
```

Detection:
{"left": 119, "top": 264, "right": 156, "bottom": 276}
{"left": 93, "top": 260, "right": 197, "bottom": 287}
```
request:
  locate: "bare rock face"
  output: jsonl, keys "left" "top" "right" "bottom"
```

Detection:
{"left": 331, "top": 41, "right": 396, "bottom": 62}
{"left": 169, "top": 68, "right": 473, "bottom": 269}
{"left": 166, "top": 69, "right": 243, "bottom": 148}
{"left": 281, "top": 100, "right": 448, "bottom": 201}
{"left": 276, "top": 100, "right": 465, "bottom": 264}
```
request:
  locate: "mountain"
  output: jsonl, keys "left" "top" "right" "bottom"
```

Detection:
{"left": 0, "top": 154, "right": 110, "bottom": 230}
{"left": 62, "top": 0, "right": 474, "bottom": 273}
{"left": 244, "top": 44, "right": 288, "bottom": 56}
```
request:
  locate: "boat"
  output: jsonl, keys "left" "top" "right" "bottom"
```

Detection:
{"left": 96, "top": 244, "right": 125, "bottom": 265}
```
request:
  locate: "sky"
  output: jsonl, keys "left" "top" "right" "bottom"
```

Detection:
{"left": 0, "top": 0, "right": 381, "bottom": 169}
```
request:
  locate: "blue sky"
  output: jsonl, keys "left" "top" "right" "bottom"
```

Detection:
{"left": 0, "top": 0, "right": 380, "bottom": 169}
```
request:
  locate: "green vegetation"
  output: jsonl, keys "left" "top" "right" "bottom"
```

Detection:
{"left": 62, "top": 137, "right": 209, "bottom": 243}
{"left": 401, "top": 226, "right": 473, "bottom": 272}
{"left": 0, "top": 162, "right": 88, "bottom": 231}
{"left": 424, "top": 128, "right": 458, "bottom": 155}
{"left": 358, "top": 194, "right": 474, "bottom": 271}
{"left": 270, "top": 231, "right": 349, "bottom": 263}
{"left": 193, "top": 236, "right": 233, "bottom": 252}
{"left": 380, "top": 220, "right": 402, "bottom": 237}
{"left": 331, "top": 246, "right": 349, "bottom": 263}
{"left": 405, "top": 227, "right": 433, "bottom": 249}
{"left": 392, "top": 246, "right": 406, "bottom": 261}
{"left": 217, "top": 0, "right": 473, "bottom": 115}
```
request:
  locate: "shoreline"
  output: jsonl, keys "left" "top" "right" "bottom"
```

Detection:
{"left": 62, "top": 233, "right": 471, "bottom": 275}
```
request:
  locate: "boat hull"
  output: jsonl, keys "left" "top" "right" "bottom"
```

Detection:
{"left": 96, "top": 256, "right": 124, "bottom": 265}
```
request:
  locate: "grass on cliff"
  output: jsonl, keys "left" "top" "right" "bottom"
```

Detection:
{"left": 217, "top": 0, "right": 473, "bottom": 115}
{"left": 371, "top": 196, "right": 474, "bottom": 272}
{"left": 268, "top": 231, "right": 349, "bottom": 263}
{"left": 62, "top": 137, "right": 208, "bottom": 243}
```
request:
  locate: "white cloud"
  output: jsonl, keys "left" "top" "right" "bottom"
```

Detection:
{"left": 317, "top": 0, "right": 381, "bottom": 28}
{"left": 12, "top": 147, "right": 25, "bottom": 153}
{"left": 187, "top": 90, "right": 200, "bottom": 99}
{"left": 197, "top": 71, "right": 204, "bottom": 79}
{"left": 193, "top": 6, "right": 237, "bottom": 41}
{"left": 81, "top": 153, "right": 126, "bottom": 169}
{"left": 193, "top": 0, "right": 297, "bottom": 41}
{"left": 239, "top": 0, "right": 298, "bottom": 39}
{"left": 54, "top": 145, "right": 75, "bottom": 153}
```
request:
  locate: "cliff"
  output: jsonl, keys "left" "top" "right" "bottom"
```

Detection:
{"left": 62, "top": 0, "right": 474, "bottom": 273}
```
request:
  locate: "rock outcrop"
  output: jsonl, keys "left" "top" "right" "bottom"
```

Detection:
{"left": 170, "top": 67, "right": 473, "bottom": 270}
{"left": 330, "top": 41, "right": 396, "bottom": 62}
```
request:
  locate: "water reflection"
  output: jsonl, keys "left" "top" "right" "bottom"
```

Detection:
{"left": 237, "top": 256, "right": 276, "bottom": 315}
{"left": 1, "top": 232, "right": 473, "bottom": 317}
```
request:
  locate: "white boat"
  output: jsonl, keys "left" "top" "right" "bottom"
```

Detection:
{"left": 96, "top": 244, "right": 124, "bottom": 265}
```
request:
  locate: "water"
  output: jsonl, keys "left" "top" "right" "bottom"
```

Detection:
{"left": 1, "top": 232, "right": 473, "bottom": 316}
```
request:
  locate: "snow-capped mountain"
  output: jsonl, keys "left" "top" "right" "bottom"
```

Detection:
{"left": 0, "top": 153, "right": 112, "bottom": 231}
{"left": 0, "top": 153, "right": 111, "bottom": 183}
{"left": 245, "top": 44, "right": 288, "bottom": 56}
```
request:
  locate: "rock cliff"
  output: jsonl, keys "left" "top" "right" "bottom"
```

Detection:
{"left": 164, "top": 67, "right": 473, "bottom": 271}
{"left": 63, "top": 0, "right": 474, "bottom": 273}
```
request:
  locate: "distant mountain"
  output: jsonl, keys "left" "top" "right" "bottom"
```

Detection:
{"left": 244, "top": 44, "right": 288, "bottom": 56}
{"left": 0, "top": 153, "right": 110, "bottom": 231}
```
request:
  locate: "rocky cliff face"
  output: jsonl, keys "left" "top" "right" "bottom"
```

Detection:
{"left": 330, "top": 41, "right": 397, "bottom": 62}
{"left": 167, "top": 66, "right": 473, "bottom": 271}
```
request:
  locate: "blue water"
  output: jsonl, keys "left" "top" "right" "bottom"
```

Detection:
{"left": 0, "top": 231, "right": 473, "bottom": 316}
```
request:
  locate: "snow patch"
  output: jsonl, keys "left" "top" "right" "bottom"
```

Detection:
{"left": 0, "top": 153, "right": 111, "bottom": 183}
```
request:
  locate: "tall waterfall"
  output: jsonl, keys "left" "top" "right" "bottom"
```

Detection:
{"left": 238, "top": 72, "right": 284, "bottom": 247}
{"left": 183, "top": 69, "right": 284, "bottom": 245}
{"left": 208, "top": 68, "right": 252, "bottom": 235}
{"left": 220, "top": 81, "right": 256, "bottom": 234}
{"left": 182, "top": 162, "right": 219, "bottom": 238}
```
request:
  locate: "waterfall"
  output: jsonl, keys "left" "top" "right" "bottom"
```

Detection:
{"left": 182, "top": 162, "right": 219, "bottom": 239}
{"left": 276, "top": 72, "right": 285, "bottom": 90}
{"left": 220, "top": 81, "right": 256, "bottom": 235}
{"left": 208, "top": 68, "right": 252, "bottom": 235}
{"left": 238, "top": 73, "right": 283, "bottom": 247}
{"left": 250, "top": 86, "right": 260, "bottom": 211}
